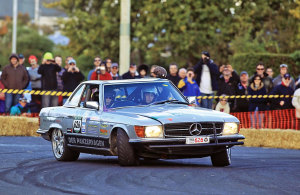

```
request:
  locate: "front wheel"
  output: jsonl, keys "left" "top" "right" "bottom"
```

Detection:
{"left": 210, "top": 148, "right": 231, "bottom": 167}
{"left": 51, "top": 129, "right": 80, "bottom": 161}
{"left": 117, "top": 129, "right": 139, "bottom": 166}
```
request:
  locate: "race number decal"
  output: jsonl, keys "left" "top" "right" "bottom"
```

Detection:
{"left": 73, "top": 120, "right": 82, "bottom": 133}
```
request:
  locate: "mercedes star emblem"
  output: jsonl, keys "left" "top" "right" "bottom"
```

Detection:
{"left": 189, "top": 123, "right": 202, "bottom": 136}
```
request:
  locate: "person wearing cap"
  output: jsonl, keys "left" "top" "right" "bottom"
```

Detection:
{"left": 217, "top": 64, "right": 240, "bottom": 111}
{"left": 27, "top": 55, "right": 42, "bottom": 111}
{"left": 1, "top": 53, "right": 29, "bottom": 113}
{"left": 18, "top": 54, "right": 25, "bottom": 67}
{"left": 38, "top": 52, "right": 61, "bottom": 108}
{"left": 91, "top": 61, "right": 112, "bottom": 80}
{"left": 88, "top": 56, "right": 102, "bottom": 80}
{"left": 10, "top": 97, "right": 31, "bottom": 116}
{"left": 233, "top": 71, "right": 249, "bottom": 112}
{"left": 167, "top": 63, "right": 181, "bottom": 86}
{"left": 62, "top": 59, "right": 85, "bottom": 103}
{"left": 270, "top": 73, "right": 294, "bottom": 110}
{"left": 110, "top": 63, "right": 122, "bottom": 80}
{"left": 193, "top": 51, "right": 219, "bottom": 109}
{"left": 249, "top": 62, "right": 273, "bottom": 94}
{"left": 273, "top": 64, "right": 295, "bottom": 89}
{"left": 122, "top": 64, "right": 140, "bottom": 79}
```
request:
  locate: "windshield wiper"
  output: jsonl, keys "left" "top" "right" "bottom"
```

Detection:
{"left": 150, "top": 99, "right": 189, "bottom": 105}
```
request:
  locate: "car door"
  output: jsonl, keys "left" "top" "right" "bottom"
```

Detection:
{"left": 64, "top": 84, "right": 109, "bottom": 149}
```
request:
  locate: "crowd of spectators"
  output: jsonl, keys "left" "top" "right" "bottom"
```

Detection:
{"left": 0, "top": 51, "right": 299, "bottom": 117}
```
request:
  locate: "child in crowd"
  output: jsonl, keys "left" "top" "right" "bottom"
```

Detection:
{"left": 177, "top": 68, "right": 201, "bottom": 105}
{"left": 215, "top": 94, "right": 230, "bottom": 114}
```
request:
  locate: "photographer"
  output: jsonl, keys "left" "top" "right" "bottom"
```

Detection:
{"left": 62, "top": 59, "right": 85, "bottom": 93}
{"left": 178, "top": 68, "right": 201, "bottom": 105}
{"left": 91, "top": 61, "right": 112, "bottom": 80}
{"left": 38, "top": 52, "right": 61, "bottom": 108}
{"left": 193, "top": 51, "right": 219, "bottom": 109}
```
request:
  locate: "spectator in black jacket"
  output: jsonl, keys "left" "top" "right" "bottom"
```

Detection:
{"left": 233, "top": 71, "right": 249, "bottom": 112}
{"left": 248, "top": 75, "right": 267, "bottom": 128}
{"left": 122, "top": 64, "right": 140, "bottom": 79}
{"left": 194, "top": 51, "right": 219, "bottom": 109}
{"left": 62, "top": 59, "right": 84, "bottom": 103}
{"left": 38, "top": 52, "right": 61, "bottom": 108}
{"left": 270, "top": 73, "right": 294, "bottom": 110}
{"left": 217, "top": 64, "right": 239, "bottom": 110}
{"left": 167, "top": 63, "right": 181, "bottom": 86}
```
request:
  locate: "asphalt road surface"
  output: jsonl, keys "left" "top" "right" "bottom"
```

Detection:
{"left": 0, "top": 137, "right": 299, "bottom": 195}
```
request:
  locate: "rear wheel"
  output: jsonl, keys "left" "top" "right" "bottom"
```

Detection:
{"left": 117, "top": 129, "right": 139, "bottom": 166}
{"left": 211, "top": 148, "right": 231, "bottom": 167}
{"left": 51, "top": 129, "right": 80, "bottom": 161}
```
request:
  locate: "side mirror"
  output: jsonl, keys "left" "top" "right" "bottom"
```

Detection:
{"left": 187, "top": 96, "right": 196, "bottom": 104}
{"left": 85, "top": 101, "right": 99, "bottom": 110}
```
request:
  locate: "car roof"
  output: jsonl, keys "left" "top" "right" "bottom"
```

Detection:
{"left": 82, "top": 78, "right": 169, "bottom": 85}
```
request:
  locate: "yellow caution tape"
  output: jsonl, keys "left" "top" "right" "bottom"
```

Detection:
{"left": 0, "top": 88, "right": 296, "bottom": 98}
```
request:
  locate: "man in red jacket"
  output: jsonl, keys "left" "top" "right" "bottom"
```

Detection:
{"left": 91, "top": 62, "right": 112, "bottom": 80}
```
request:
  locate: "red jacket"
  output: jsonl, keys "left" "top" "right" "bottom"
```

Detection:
{"left": 91, "top": 71, "right": 112, "bottom": 80}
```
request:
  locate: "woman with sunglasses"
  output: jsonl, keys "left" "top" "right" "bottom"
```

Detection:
{"left": 248, "top": 75, "right": 267, "bottom": 128}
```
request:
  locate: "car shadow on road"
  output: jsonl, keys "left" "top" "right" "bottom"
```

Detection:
{"left": 75, "top": 155, "right": 214, "bottom": 168}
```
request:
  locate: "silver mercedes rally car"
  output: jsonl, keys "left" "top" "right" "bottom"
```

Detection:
{"left": 37, "top": 79, "right": 244, "bottom": 166}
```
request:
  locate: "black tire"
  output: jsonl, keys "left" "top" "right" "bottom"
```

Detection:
{"left": 51, "top": 129, "right": 80, "bottom": 161}
{"left": 211, "top": 148, "right": 231, "bottom": 167}
{"left": 117, "top": 128, "right": 139, "bottom": 166}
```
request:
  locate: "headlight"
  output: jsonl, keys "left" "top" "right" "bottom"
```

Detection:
{"left": 222, "top": 122, "right": 238, "bottom": 135}
{"left": 145, "top": 126, "right": 163, "bottom": 138}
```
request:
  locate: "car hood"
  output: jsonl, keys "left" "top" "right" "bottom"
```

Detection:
{"left": 112, "top": 104, "right": 238, "bottom": 124}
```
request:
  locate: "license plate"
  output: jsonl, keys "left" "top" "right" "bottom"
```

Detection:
{"left": 186, "top": 136, "right": 210, "bottom": 144}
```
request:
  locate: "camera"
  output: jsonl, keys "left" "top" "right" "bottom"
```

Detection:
{"left": 72, "top": 67, "right": 76, "bottom": 71}
{"left": 96, "top": 67, "right": 101, "bottom": 74}
{"left": 188, "top": 73, "right": 192, "bottom": 77}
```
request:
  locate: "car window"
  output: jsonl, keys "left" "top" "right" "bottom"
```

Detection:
{"left": 103, "top": 82, "right": 186, "bottom": 109}
{"left": 68, "top": 85, "right": 85, "bottom": 107}
{"left": 80, "top": 84, "right": 100, "bottom": 108}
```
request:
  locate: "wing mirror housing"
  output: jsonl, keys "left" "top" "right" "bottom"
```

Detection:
{"left": 85, "top": 101, "right": 99, "bottom": 110}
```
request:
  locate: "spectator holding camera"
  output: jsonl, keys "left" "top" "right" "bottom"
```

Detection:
{"left": 88, "top": 56, "right": 102, "bottom": 80}
{"left": 62, "top": 59, "right": 85, "bottom": 92}
{"left": 178, "top": 68, "right": 201, "bottom": 103}
{"left": 194, "top": 51, "right": 219, "bottom": 109}
{"left": 38, "top": 52, "right": 61, "bottom": 108}
{"left": 91, "top": 61, "right": 112, "bottom": 80}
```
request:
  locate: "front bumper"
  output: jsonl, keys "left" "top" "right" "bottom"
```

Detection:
{"left": 129, "top": 134, "right": 245, "bottom": 158}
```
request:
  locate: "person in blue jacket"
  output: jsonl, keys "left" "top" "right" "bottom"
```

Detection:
{"left": 178, "top": 68, "right": 201, "bottom": 105}
{"left": 10, "top": 97, "right": 31, "bottom": 116}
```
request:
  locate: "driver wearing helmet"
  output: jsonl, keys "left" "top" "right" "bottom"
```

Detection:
{"left": 153, "top": 66, "right": 167, "bottom": 79}
{"left": 104, "top": 90, "right": 115, "bottom": 108}
{"left": 141, "top": 86, "right": 158, "bottom": 105}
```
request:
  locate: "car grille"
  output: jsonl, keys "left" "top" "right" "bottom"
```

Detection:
{"left": 164, "top": 122, "right": 223, "bottom": 138}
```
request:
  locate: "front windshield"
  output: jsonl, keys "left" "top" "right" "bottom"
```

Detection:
{"left": 103, "top": 81, "right": 187, "bottom": 109}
